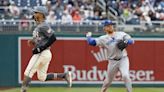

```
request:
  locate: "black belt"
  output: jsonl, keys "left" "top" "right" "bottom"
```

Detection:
{"left": 111, "top": 56, "right": 127, "bottom": 61}
{"left": 113, "top": 58, "right": 121, "bottom": 61}
{"left": 110, "top": 58, "right": 121, "bottom": 61}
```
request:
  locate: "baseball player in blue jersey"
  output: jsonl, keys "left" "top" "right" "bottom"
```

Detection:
{"left": 86, "top": 20, "right": 134, "bottom": 92}
{"left": 21, "top": 6, "right": 72, "bottom": 92}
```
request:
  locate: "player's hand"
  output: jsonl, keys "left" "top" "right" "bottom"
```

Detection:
{"left": 27, "top": 39, "right": 35, "bottom": 47}
{"left": 86, "top": 32, "right": 92, "bottom": 37}
{"left": 32, "top": 46, "right": 45, "bottom": 54}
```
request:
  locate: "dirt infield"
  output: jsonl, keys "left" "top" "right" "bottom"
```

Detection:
{"left": 0, "top": 87, "right": 14, "bottom": 90}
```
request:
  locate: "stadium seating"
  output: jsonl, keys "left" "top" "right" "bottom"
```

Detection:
{"left": 12, "top": 0, "right": 42, "bottom": 7}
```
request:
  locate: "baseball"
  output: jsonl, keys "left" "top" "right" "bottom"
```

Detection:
{"left": 86, "top": 32, "right": 92, "bottom": 37}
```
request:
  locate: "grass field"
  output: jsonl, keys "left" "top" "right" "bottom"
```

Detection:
{"left": 0, "top": 87, "right": 164, "bottom": 92}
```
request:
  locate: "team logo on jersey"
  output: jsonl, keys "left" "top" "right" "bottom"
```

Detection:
{"left": 32, "top": 30, "right": 39, "bottom": 37}
{"left": 91, "top": 47, "right": 108, "bottom": 62}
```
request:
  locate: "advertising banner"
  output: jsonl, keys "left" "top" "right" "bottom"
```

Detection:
{"left": 18, "top": 37, "right": 164, "bottom": 84}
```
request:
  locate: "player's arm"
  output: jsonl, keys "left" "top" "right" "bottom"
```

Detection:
{"left": 41, "top": 32, "right": 56, "bottom": 48}
{"left": 86, "top": 32, "right": 97, "bottom": 46}
{"left": 27, "top": 39, "right": 35, "bottom": 47}
{"left": 86, "top": 32, "right": 105, "bottom": 47}
{"left": 40, "top": 26, "right": 57, "bottom": 48}
{"left": 33, "top": 33, "right": 56, "bottom": 54}
{"left": 126, "top": 39, "right": 134, "bottom": 45}
{"left": 123, "top": 34, "right": 134, "bottom": 45}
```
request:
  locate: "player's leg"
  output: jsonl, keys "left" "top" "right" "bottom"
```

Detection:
{"left": 21, "top": 54, "right": 41, "bottom": 92}
{"left": 119, "top": 57, "right": 132, "bottom": 92}
{"left": 45, "top": 72, "right": 72, "bottom": 87}
{"left": 37, "top": 50, "right": 72, "bottom": 87}
{"left": 101, "top": 60, "right": 119, "bottom": 92}
{"left": 21, "top": 76, "right": 31, "bottom": 92}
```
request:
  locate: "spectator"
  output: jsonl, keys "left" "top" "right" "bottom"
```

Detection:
{"left": 61, "top": 10, "right": 73, "bottom": 24}
{"left": 72, "top": 10, "right": 81, "bottom": 23}
{"left": 45, "top": 0, "right": 51, "bottom": 12}
{"left": 91, "top": 10, "right": 100, "bottom": 20}
{"left": 157, "top": 0, "right": 164, "bottom": 12}
{"left": 51, "top": 0, "right": 65, "bottom": 20}
{"left": 0, "top": 0, "right": 9, "bottom": 6}
{"left": 121, "top": 7, "right": 132, "bottom": 21}
{"left": 41, "top": 0, "right": 48, "bottom": 5}
{"left": 100, "top": 12, "right": 108, "bottom": 20}
{"left": 83, "top": 7, "right": 94, "bottom": 20}
{"left": 46, "top": 10, "right": 57, "bottom": 25}
{"left": 9, "top": 1, "right": 20, "bottom": 19}
{"left": 19, "top": 15, "right": 30, "bottom": 31}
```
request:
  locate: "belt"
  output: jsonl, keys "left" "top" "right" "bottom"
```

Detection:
{"left": 110, "top": 58, "right": 121, "bottom": 61}
{"left": 110, "top": 56, "right": 127, "bottom": 61}
{"left": 113, "top": 58, "right": 121, "bottom": 61}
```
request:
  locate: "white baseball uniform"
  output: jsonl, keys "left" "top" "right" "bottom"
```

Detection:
{"left": 95, "top": 31, "right": 133, "bottom": 92}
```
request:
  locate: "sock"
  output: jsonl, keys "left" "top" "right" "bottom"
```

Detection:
{"left": 57, "top": 73, "right": 66, "bottom": 79}
{"left": 45, "top": 73, "right": 66, "bottom": 81}
{"left": 21, "top": 76, "right": 31, "bottom": 92}
{"left": 125, "top": 81, "right": 132, "bottom": 92}
{"left": 45, "top": 73, "right": 57, "bottom": 81}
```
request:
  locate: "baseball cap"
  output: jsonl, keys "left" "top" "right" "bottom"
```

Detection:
{"left": 102, "top": 20, "right": 114, "bottom": 27}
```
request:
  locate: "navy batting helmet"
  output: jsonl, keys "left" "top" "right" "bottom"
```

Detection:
{"left": 102, "top": 20, "right": 114, "bottom": 27}
{"left": 32, "top": 6, "right": 48, "bottom": 17}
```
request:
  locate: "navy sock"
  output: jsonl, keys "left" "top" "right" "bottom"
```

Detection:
{"left": 57, "top": 73, "right": 66, "bottom": 79}
{"left": 22, "top": 76, "right": 31, "bottom": 86}
{"left": 21, "top": 76, "right": 31, "bottom": 92}
{"left": 45, "top": 73, "right": 54, "bottom": 81}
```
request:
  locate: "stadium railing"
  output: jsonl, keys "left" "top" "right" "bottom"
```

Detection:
{"left": 0, "top": 20, "right": 163, "bottom": 33}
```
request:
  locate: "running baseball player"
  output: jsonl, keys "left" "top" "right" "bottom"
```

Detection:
{"left": 21, "top": 6, "right": 72, "bottom": 92}
{"left": 86, "top": 20, "right": 134, "bottom": 92}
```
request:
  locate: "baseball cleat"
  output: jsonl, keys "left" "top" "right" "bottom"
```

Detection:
{"left": 65, "top": 71, "right": 72, "bottom": 87}
{"left": 20, "top": 87, "right": 27, "bottom": 92}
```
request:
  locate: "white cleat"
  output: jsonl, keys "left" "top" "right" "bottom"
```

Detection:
{"left": 65, "top": 71, "right": 72, "bottom": 88}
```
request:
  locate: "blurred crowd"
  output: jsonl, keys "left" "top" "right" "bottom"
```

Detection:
{"left": 0, "top": 0, "right": 164, "bottom": 25}
{"left": 109, "top": 0, "right": 164, "bottom": 25}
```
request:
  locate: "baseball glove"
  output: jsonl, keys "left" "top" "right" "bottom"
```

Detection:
{"left": 117, "top": 40, "right": 128, "bottom": 51}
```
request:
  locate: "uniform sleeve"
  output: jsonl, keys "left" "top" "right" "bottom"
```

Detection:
{"left": 95, "top": 36, "right": 105, "bottom": 47}
{"left": 39, "top": 25, "right": 54, "bottom": 38}
{"left": 123, "top": 32, "right": 131, "bottom": 40}
{"left": 123, "top": 32, "right": 134, "bottom": 45}
{"left": 37, "top": 25, "right": 56, "bottom": 49}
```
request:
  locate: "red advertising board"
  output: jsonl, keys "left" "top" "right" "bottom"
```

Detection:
{"left": 18, "top": 37, "right": 164, "bottom": 84}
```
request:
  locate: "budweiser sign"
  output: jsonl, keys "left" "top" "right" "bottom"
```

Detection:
{"left": 18, "top": 37, "right": 164, "bottom": 84}
{"left": 63, "top": 65, "right": 154, "bottom": 81}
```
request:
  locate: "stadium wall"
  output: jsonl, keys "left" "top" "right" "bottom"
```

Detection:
{"left": 0, "top": 34, "right": 164, "bottom": 87}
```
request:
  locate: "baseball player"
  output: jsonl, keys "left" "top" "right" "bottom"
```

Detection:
{"left": 86, "top": 20, "right": 134, "bottom": 92}
{"left": 21, "top": 6, "right": 72, "bottom": 92}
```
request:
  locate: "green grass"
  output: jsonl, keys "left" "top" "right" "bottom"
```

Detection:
{"left": 0, "top": 87, "right": 164, "bottom": 92}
